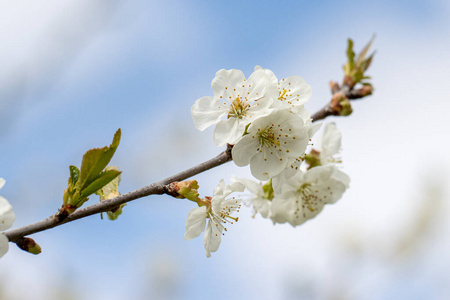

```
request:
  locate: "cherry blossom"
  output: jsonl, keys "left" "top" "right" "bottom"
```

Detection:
{"left": 184, "top": 179, "right": 244, "bottom": 257}
{"left": 270, "top": 166, "right": 349, "bottom": 226}
{"left": 232, "top": 108, "right": 310, "bottom": 181}
{"left": 191, "top": 68, "right": 277, "bottom": 146}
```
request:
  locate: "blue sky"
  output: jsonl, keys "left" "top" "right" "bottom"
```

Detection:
{"left": 1, "top": 1, "right": 450, "bottom": 299}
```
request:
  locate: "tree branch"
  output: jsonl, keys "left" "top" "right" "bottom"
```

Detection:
{"left": 4, "top": 82, "right": 373, "bottom": 247}
{"left": 5, "top": 145, "right": 233, "bottom": 243}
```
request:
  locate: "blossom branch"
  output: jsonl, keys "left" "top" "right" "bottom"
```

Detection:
{"left": 3, "top": 37, "right": 376, "bottom": 255}
{"left": 5, "top": 145, "right": 233, "bottom": 243}
{"left": 4, "top": 90, "right": 371, "bottom": 246}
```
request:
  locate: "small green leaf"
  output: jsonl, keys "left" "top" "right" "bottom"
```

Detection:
{"left": 69, "top": 165, "right": 80, "bottom": 186}
{"left": 80, "top": 169, "right": 122, "bottom": 198}
{"left": 362, "top": 51, "right": 376, "bottom": 72}
{"left": 346, "top": 38, "right": 355, "bottom": 70}
{"left": 77, "top": 129, "right": 121, "bottom": 191}
{"left": 356, "top": 34, "right": 376, "bottom": 67}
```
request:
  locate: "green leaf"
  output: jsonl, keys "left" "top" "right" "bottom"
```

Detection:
{"left": 77, "top": 129, "right": 121, "bottom": 191}
{"left": 69, "top": 165, "right": 80, "bottom": 186}
{"left": 346, "top": 38, "right": 355, "bottom": 70}
{"left": 356, "top": 34, "right": 375, "bottom": 67}
{"left": 351, "top": 70, "right": 364, "bottom": 83}
{"left": 80, "top": 169, "right": 122, "bottom": 198}
{"left": 95, "top": 166, "right": 121, "bottom": 199}
{"left": 362, "top": 51, "right": 376, "bottom": 72}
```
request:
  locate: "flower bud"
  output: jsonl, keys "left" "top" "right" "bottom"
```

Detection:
{"left": 164, "top": 180, "right": 200, "bottom": 202}
{"left": 329, "top": 81, "right": 340, "bottom": 94}
{"left": 16, "top": 237, "right": 42, "bottom": 255}
{"left": 331, "top": 93, "right": 353, "bottom": 116}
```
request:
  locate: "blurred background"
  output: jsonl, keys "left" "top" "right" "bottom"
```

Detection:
{"left": 1, "top": 0, "right": 450, "bottom": 299}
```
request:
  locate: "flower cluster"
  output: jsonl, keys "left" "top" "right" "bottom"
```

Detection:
{"left": 189, "top": 67, "right": 350, "bottom": 256}
{"left": 0, "top": 178, "right": 15, "bottom": 258}
{"left": 192, "top": 66, "right": 313, "bottom": 180}
{"left": 241, "top": 123, "right": 349, "bottom": 226}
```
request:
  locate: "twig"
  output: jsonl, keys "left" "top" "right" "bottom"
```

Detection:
{"left": 311, "top": 78, "right": 372, "bottom": 122}
{"left": 5, "top": 145, "right": 233, "bottom": 242}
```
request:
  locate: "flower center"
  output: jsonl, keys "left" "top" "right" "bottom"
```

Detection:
{"left": 207, "top": 198, "right": 241, "bottom": 236}
{"left": 262, "top": 179, "right": 274, "bottom": 200}
{"left": 297, "top": 183, "right": 317, "bottom": 213}
{"left": 257, "top": 126, "right": 280, "bottom": 148}
{"left": 278, "top": 88, "right": 288, "bottom": 101}
{"left": 228, "top": 97, "right": 249, "bottom": 119}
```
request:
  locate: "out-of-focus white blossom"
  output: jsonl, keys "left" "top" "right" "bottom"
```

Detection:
{"left": 270, "top": 166, "right": 349, "bottom": 226}
{"left": 0, "top": 178, "right": 15, "bottom": 258}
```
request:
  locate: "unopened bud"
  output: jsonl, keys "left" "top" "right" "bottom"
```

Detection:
{"left": 343, "top": 75, "right": 355, "bottom": 89}
{"left": 16, "top": 237, "right": 42, "bottom": 255}
{"left": 329, "top": 81, "right": 340, "bottom": 94}
{"left": 361, "top": 85, "right": 373, "bottom": 96}
{"left": 331, "top": 93, "right": 353, "bottom": 116}
{"left": 165, "top": 180, "right": 200, "bottom": 202}
{"left": 348, "top": 85, "right": 373, "bottom": 99}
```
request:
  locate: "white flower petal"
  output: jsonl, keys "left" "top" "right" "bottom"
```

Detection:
{"left": 203, "top": 220, "right": 222, "bottom": 257}
{"left": 213, "top": 117, "right": 245, "bottom": 146}
{"left": 253, "top": 66, "right": 278, "bottom": 89}
{"left": 0, "top": 178, "right": 5, "bottom": 190}
{"left": 0, "top": 196, "right": 15, "bottom": 231}
{"left": 231, "top": 134, "right": 259, "bottom": 166}
{"left": 318, "top": 123, "right": 342, "bottom": 159}
{"left": 184, "top": 206, "right": 207, "bottom": 241}
{"left": 191, "top": 96, "right": 227, "bottom": 131}
{"left": 279, "top": 76, "right": 312, "bottom": 106}
{"left": 250, "top": 147, "right": 287, "bottom": 181}
{"left": 252, "top": 198, "right": 272, "bottom": 218}
{"left": 247, "top": 69, "right": 278, "bottom": 100}
{"left": 231, "top": 176, "right": 263, "bottom": 196}
{"left": 270, "top": 195, "right": 297, "bottom": 224}
{"left": 212, "top": 69, "right": 245, "bottom": 99}
{"left": 0, "top": 234, "right": 9, "bottom": 258}
{"left": 308, "top": 122, "right": 322, "bottom": 139}
{"left": 245, "top": 97, "right": 274, "bottom": 118}
{"left": 223, "top": 181, "right": 245, "bottom": 196}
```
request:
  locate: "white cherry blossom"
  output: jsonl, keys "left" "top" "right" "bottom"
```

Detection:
{"left": 270, "top": 165, "right": 349, "bottom": 226}
{"left": 191, "top": 68, "right": 277, "bottom": 146}
{"left": 232, "top": 108, "right": 310, "bottom": 181}
{"left": 184, "top": 179, "right": 244, "bottom": 257}
{"left": 0, "top": 178, "right": 15, "bottom": 258}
